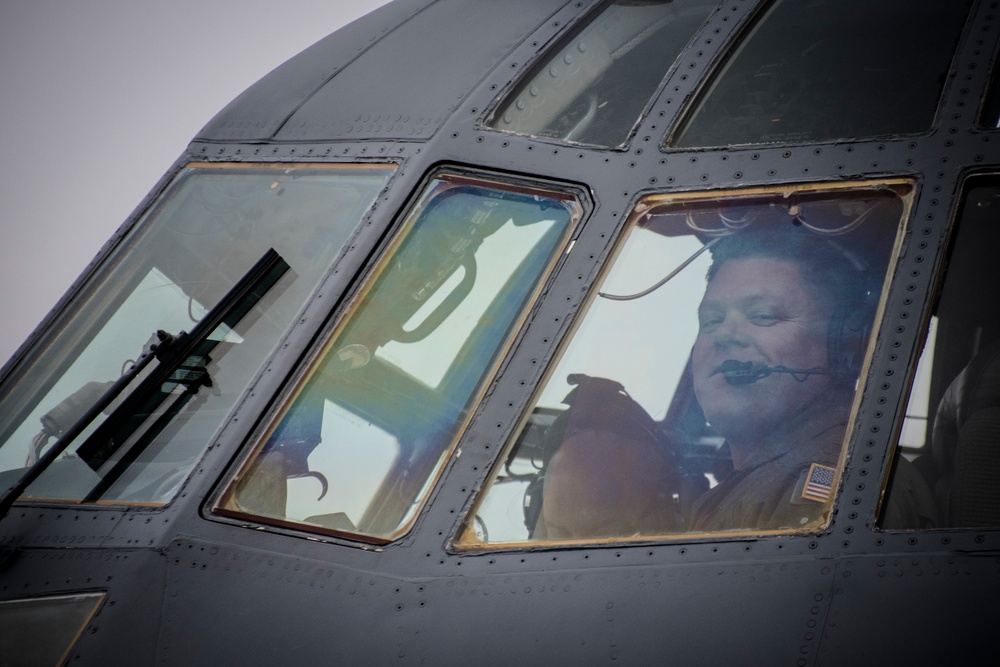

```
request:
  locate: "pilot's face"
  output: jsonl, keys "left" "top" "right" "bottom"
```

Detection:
{"left": 691, "top": 257, "right": 835, "bottom": 445}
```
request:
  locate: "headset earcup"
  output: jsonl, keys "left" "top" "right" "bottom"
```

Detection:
{"left": 828, "top": 299, "right": 875, "bottom": 384}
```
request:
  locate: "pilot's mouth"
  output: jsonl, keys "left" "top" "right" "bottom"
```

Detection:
{"left": 711, "top": 359, "right": 756, "bottom": 377}
{"left": 712, "top": 359, "right": 767, "bottom": 386}
{"left": 711, "top": 360, "right": 828, "bottom": 386}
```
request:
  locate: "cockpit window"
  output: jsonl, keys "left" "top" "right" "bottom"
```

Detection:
{"left": 882, "top": 176, "right": 1000, "bottom": 529}
{"left": 458, "top": 182, "right": 909, "bottom": 547}
{"left": 671, "top": 0, "right": 971, "bottom": 147}
{"left": 214, "top": 172, "right": 582, "bottom": 544}
{"left": 979, "top": 62, "right": 1000, "bottom": 129}
{"left": 0, "top": 163, "right": 394, "bottom": 506}
{"left": 487, "top": 0, "right": 717, "bottom": 147}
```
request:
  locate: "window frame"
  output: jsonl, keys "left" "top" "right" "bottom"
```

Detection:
{"left": 210, "top": 168, "right": 587, "bottom": 546}
{"left": 0, "top": 162, "right": 397, "bottom": 509}
{"left": 456, "top": 179, "right": 913, "bottom": 551}
{"left": 484, "top": 0, "right": 719, "bottom": 149}
{"left": 878, "top": 172, "right": 1000, "bottom": 530}
{"left": 667, "top": 0, "right": 973, "bottom": 148}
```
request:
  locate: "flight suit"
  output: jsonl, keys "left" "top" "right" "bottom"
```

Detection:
{"left": 689, "top": 425, "right": 940, "bottom": 532}
{"left": 689, "top": 424, "right": 843, "bottom": 532}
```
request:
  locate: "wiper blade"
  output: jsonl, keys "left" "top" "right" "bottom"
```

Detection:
{"left": 0, "top": 249, "right": 289, "bottom": 517}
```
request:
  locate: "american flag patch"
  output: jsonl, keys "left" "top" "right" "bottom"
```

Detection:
{"left": 801, "top": 463, "right": 836, "bottom": 503}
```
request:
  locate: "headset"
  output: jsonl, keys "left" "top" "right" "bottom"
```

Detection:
{"left": 824, "top": 239, "right": 881, "bottom": 386}
{"left": 704, "top": 229, "right": 881, "bottom": 388}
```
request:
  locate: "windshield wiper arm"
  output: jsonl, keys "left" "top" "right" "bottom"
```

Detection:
{"left": 0, "top": 248, "right": 289, "bottom": 518}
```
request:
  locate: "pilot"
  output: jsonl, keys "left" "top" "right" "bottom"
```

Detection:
{"left": 688, "top": 229, "right": 937, "bottom": 531}
{"left": 538, "top": 226, "right": 937, "bottom": 539}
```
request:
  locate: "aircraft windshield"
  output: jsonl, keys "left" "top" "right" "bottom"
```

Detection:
{"left": 672, "top": 0, "right": 971, "bottom": 146}
{"left": 0, "top": 163, "right": 394, "bottom": 505}
{"left": 488, "top": 0, "right": 716, "bottom": 147}
{"left": 460, "top": 181, "right": 909, "bottom": 547}
{"left": 883, "top": 176, "right": 1000, "bottom": 529}
{"left": 215, "top": 173, "right": 581, "bottom": 544}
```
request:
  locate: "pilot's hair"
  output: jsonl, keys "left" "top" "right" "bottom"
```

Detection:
{"left": 705, "top": 226, "right": 873, "bottom": 309}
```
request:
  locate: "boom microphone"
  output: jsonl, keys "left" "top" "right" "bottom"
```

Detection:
{"left": 719, "top": 359, "right": 828, "bottom": 385}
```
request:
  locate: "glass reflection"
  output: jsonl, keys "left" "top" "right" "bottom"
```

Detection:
{"left": 464, "top": 183, "right": 911, "bottom": 545}
{"left": 673, "top": 0, "right": 971, "bottom": 147}
{"left": 0, "top": 164, "right": 393, "bottom": 505}
{"left": 0, "top": 593, "right": 105, "bottom": 666}
{"left": 488, "top": 0, "right": 716, "bottom": 147}
{"left": 217, "top": 173, "right": 581, "bottom": 543}
{"left": 883, "top": 178, "right": 1000, "bottom": 529}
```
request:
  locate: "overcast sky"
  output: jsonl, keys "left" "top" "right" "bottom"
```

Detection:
{"left": 0, "top": 0, "right": 392, "bottom": 366}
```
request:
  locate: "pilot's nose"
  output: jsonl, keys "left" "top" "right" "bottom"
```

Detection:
{"left": 712, "top": 313, "right": 750, "bottom": 348}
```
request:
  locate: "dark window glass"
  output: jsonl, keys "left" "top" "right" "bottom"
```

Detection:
{"left": 673, "top": 0, "right": 971, "bottom": 147}
{"left": 215, "top": 173, "right": 581, "bottom": 543}
{"left": 0, "top": 593, "right": 104, "bottom": 665}
{"left": 980, "top": 64, "right": 1000, "bottom": 129}
{"left": 460, "top": 182, "right": 909, "bottom": 547}
{"left": 488, "top": 0, "right": 717, "bottom": 147}
{"left": 883, "top": 177, "right": 1000, "bottom": 529}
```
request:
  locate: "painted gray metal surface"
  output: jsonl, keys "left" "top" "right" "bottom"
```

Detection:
{"left": 3, "top": 0, "right": 1000, "bottom": 664}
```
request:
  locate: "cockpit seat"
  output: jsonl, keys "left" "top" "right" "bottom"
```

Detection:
{"left": 930, "top": 343, "right": 1000, "bottom": 526}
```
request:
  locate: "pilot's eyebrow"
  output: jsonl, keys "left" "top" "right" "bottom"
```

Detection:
{"left": 699, "top": 294, "right": 777, "bottom": 311}
{"left": 738, "top": 294, "right": 780, "bottom": 308}
{"left": 697, "top": 298, "right": 720, "bottom": 311}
